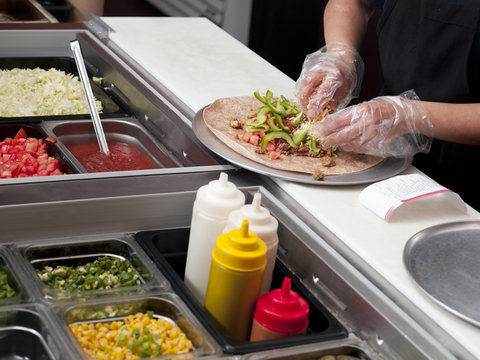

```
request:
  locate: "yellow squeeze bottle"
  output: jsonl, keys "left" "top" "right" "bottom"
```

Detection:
{"left": 204, "top": 219, "right": 267, "bottom": 341}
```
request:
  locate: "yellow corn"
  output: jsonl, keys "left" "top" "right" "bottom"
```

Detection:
{"left": 70, "top": 312, "right": 193, "bottom": 359}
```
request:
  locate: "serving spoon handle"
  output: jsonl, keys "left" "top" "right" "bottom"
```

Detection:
{"left": 70, "top": 39, "right": 110, "bottom": 155}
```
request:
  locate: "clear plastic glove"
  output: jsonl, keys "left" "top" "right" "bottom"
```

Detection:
{"left": 295, "top": 42, "right": 364, "bottom": 120}
{"left": 312, "top": 90, "right": 434, "bottom": 158}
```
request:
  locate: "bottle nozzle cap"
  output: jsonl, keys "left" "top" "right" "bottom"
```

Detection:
{"left": 240, "top": 219, "right": 249, "bottom": 237}
{"left": 212, "top": 219, "right": 267, "bottom": 272}
{"left": 195, "top": 172, "right": 245, "bottom": 219}
{"left": 253, "top": 277, "right": 309, "bottom": 333}
{"left": 219, "top": 172, "right": 228, "bottom": 185}
{"left": 252, "top": 192, "right": 262, "bottom": 213}
{"left": 281, "top": 277, "right": 292, "bottom": 298}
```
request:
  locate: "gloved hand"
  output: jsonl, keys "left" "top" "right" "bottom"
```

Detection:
{"left": 295, "top": 42, "right": 364, "bottom": 120}
{"left": 311, "top": 90, "right": 434, "bottom": 158}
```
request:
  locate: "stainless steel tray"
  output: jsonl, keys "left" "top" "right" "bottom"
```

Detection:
{"left": 58, "top": 293, "right": 217, "bottom": 359}
{"left": 41, "top": 118, "right": 181, "bottom": 172}
{"left": 193, "top": 106, "right": 412, "bottom": 185}
{"left": 13, "top": 235, "right": 169, "bottom": 302}
{"left": 404, "top": 221, "right": 480, "bottom": 327}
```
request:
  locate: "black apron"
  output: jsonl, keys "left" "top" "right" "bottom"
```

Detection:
{"left": 376, "top": 0, "right": 480, "bottom": 210}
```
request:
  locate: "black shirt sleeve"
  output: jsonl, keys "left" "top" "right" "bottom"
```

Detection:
{"left": 368, "top": 0, "right": 386, "bottom": 9}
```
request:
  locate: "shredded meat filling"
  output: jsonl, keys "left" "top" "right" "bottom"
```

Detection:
{"left": 322, "top": 157, "right": 336, "bottom": 167}
{"left": 312, "top": 169, "right": 325, "bottom": 180}
{"left": 277, "top": 143, "right": 331, "bottom": 159}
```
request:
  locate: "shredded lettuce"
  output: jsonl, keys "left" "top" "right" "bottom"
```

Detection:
{"left": 0, "top": 67, "right": 104, "bottom": 117}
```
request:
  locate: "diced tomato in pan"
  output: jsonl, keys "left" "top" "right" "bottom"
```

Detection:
{"left": 0, "top": 128, "right": 64, "bottom": 178}
{"left": 25, "top": 139, "right": 39, "bottom": 154}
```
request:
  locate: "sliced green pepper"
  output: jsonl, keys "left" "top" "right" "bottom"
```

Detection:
{"left": 267, "top": 116, "right": 282, "bottom": 131}
{"left": 254, "top": 90, "right": 268, "bottom": 105}
{"left": 256, "top": 108, "right": 268, "bottom": 124}
{"left": 246, "top": 108, "right": 271, "bottom": 131}
{"left": 245, "top": 123, "right": 270, "bottom": 132}
{"left": 265, "top": 90, "right": 286, "bottom": 114}
{"left": 290, "top": 112, "right": 305, "bottom": 127}
{"left": 309, "top": 137, "right": 321, "bottom": 152}
{"left": 255, "top": 90, "right": 301, "bottom": 117}
{"left": 292, "top": 122, "right": 310, "bottom": 146}
{"left": 273, "top": 113, "right": 290, "bottom": 132}
{"left": 36, "top": 256, "right": 140, "bottom": 292}
{"left": 261, "top": 131, "right": 297, "bottom": 149}
{"left": 248, "top": 107, "right": 269, "bottom": 126}
{"left": 279, "top": 96, "right": 300, "bottom": 115}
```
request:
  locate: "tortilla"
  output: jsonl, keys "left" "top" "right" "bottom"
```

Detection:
{"left": 203, "top": 96, "right": 385, "bottom": 177}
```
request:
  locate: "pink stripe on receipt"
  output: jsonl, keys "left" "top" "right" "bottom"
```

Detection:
{"left": 402, "top": 189, "right": 452, "bottom": 203}
{"left": 384, "top": 205, "right": 398, "bottom": 221}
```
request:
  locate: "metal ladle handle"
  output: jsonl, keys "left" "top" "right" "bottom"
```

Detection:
{"left": 70, "top": 40, "right": 110, "bottom": 155}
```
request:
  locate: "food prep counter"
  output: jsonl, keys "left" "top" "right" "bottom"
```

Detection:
{"left": 0, "top": 16, "right": 479, "bottom": 360}
{"left": 0, "top": 171, "right": 465, "bottom": 360}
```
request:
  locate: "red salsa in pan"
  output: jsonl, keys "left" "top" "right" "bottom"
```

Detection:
{"left": 67, "top": 141, "right": 156, "bottom": 172}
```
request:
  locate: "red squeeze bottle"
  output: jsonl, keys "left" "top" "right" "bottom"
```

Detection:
{"left": 249, "top": 277, "right": 309, "bottom": 342}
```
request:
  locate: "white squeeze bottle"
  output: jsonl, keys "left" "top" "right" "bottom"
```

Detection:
{"left": 223, "top": 192, "right": 279, "bottom": 295}
{"left": 184, "top": 172, "right": 245, "bottom": 304}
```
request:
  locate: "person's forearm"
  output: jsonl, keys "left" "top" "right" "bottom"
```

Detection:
{"left": 421, "top": 102, "right": 480, "bottom": 145}
{"left": 323, "top": 0, "right": 375, "bottom": 49}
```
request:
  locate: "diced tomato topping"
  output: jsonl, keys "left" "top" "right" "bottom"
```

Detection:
{"left": 249, "top": 134, "right": 260, "bottom": 147}
{"left": 25, "top": 138, "right": 39, "bottom": 154}
{"left": 268, "top": 150, "right": 281, "bottom": 160}
{"left": 265, "top": 141, "right": 276, "bottom": 152}
{"left": 242, "top": 130, "right": 252, "bottom": 143}
{"left": 0, "top": 128, "right": 64, "bottom": 178}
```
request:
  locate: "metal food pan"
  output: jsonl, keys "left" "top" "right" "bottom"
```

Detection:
{"left": 135, "top": 227, "right": 348, "bottom": 355}
{"left": 0, "top": 304, "right": 68, "bottom": 359}
{"left": 11, "top": 236, "right": 170, "bottom": 302}
{"left": 56, "top": 293, "right": 218, "bottom": 359}
{"left": 0, "top": 57, "right": 128, "bottom": 122}
{"left": 42, "top": 119, "right": 182, "bottom": 172}
{"left": 0, "top": 0, "right": 57, "bottom": 23}
{"left": 243, "top": 338, "right": 374, "bottom": 360}
{"left": 0, "top": 123, "right": 77, "bottom": 175}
